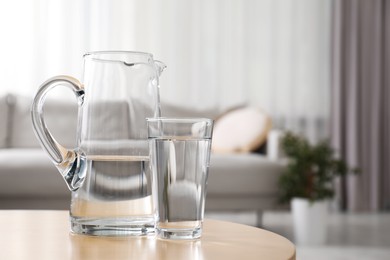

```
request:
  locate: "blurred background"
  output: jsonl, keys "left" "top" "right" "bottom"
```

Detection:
{"left": 0, "top": 0, "right": 389, "bottom": 259}
{"left": 0, "top": 0, "right": 331, "bottom": 141}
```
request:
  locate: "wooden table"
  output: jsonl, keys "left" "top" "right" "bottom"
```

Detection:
{"left": 0, "top": 210, "right": 295, "bottom": 260}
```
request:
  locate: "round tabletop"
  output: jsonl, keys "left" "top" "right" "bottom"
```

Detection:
{"left": 0, "top": 210, "right": 295, "bottom": 260}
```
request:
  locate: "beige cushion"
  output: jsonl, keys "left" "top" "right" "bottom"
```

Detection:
{"left": 212, "top": 107, "right": 271, "bottom": 153}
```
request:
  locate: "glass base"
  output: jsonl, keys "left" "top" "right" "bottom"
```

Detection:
{"left": 70, "top": 216, "right": 155, "bottom": 236}
{"left": 157, "top": 227, "right": 202, "bottom": 240}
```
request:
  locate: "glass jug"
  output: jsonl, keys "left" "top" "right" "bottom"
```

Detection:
{"left": 31, "top": 51, "right": 166, "bottom": 236}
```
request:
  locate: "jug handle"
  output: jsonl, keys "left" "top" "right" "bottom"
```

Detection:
{"left": 31, "top": 75, "right": 86, "bottom": 191}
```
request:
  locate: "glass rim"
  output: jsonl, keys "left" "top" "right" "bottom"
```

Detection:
{"left": 83, "top": 50, "right": 154, "bottom": 63}
{"left": 146, "top": 117, "right": 213, "bottom": 124}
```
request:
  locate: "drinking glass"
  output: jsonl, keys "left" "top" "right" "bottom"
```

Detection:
{"left": 147, "top": 118, "right": 213, "bottom": 239}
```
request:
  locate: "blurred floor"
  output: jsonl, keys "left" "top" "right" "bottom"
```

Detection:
{"left": 205, "top": 211, "right": 390, "bottom": 260}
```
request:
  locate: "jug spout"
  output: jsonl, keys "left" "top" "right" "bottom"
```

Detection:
{"left": 154, "top": 60, "right": 167, "bottom": 76}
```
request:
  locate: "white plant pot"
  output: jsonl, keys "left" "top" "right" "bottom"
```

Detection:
{"left": 291, "top": 198, "right": 328, "bottom": 246}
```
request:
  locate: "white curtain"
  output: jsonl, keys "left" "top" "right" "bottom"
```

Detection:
{"left": 0, "top": 0, "right": 332, "bottom": 141}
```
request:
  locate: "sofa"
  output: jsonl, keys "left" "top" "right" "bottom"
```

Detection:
{"left": 0, "top": 94, "right": 286, "bottom": 225}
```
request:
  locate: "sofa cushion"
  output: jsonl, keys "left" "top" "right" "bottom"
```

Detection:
{"left": 0, "top": 149, "right": 70, "bottom": 198}
{"left": 161, "top": 103, "right": 221, "bottom": 119}
{"left": 207, "top": 153, "right": 286, "bottom": 196}
{"left": 83, "top": 101, "right": 131, "bottom": 140}
{"left": 0, "top": 95, "right": 12, "bottom": 148}
{"left": 10, "top": 95, "right": 78, "bottom": 149}
{"left": 212, "top": 107, "right": 271, "bottom": 153}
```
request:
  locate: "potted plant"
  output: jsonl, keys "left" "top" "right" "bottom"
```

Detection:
{"left": 278, "top": 132, "right": 352, "bottom": 246}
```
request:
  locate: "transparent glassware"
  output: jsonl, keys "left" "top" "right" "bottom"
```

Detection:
{"left": 31, "top": 51, "right": 166, "bottom": 236}
{"left": 147, "top": 118, "right": 214, "bottom": 239}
